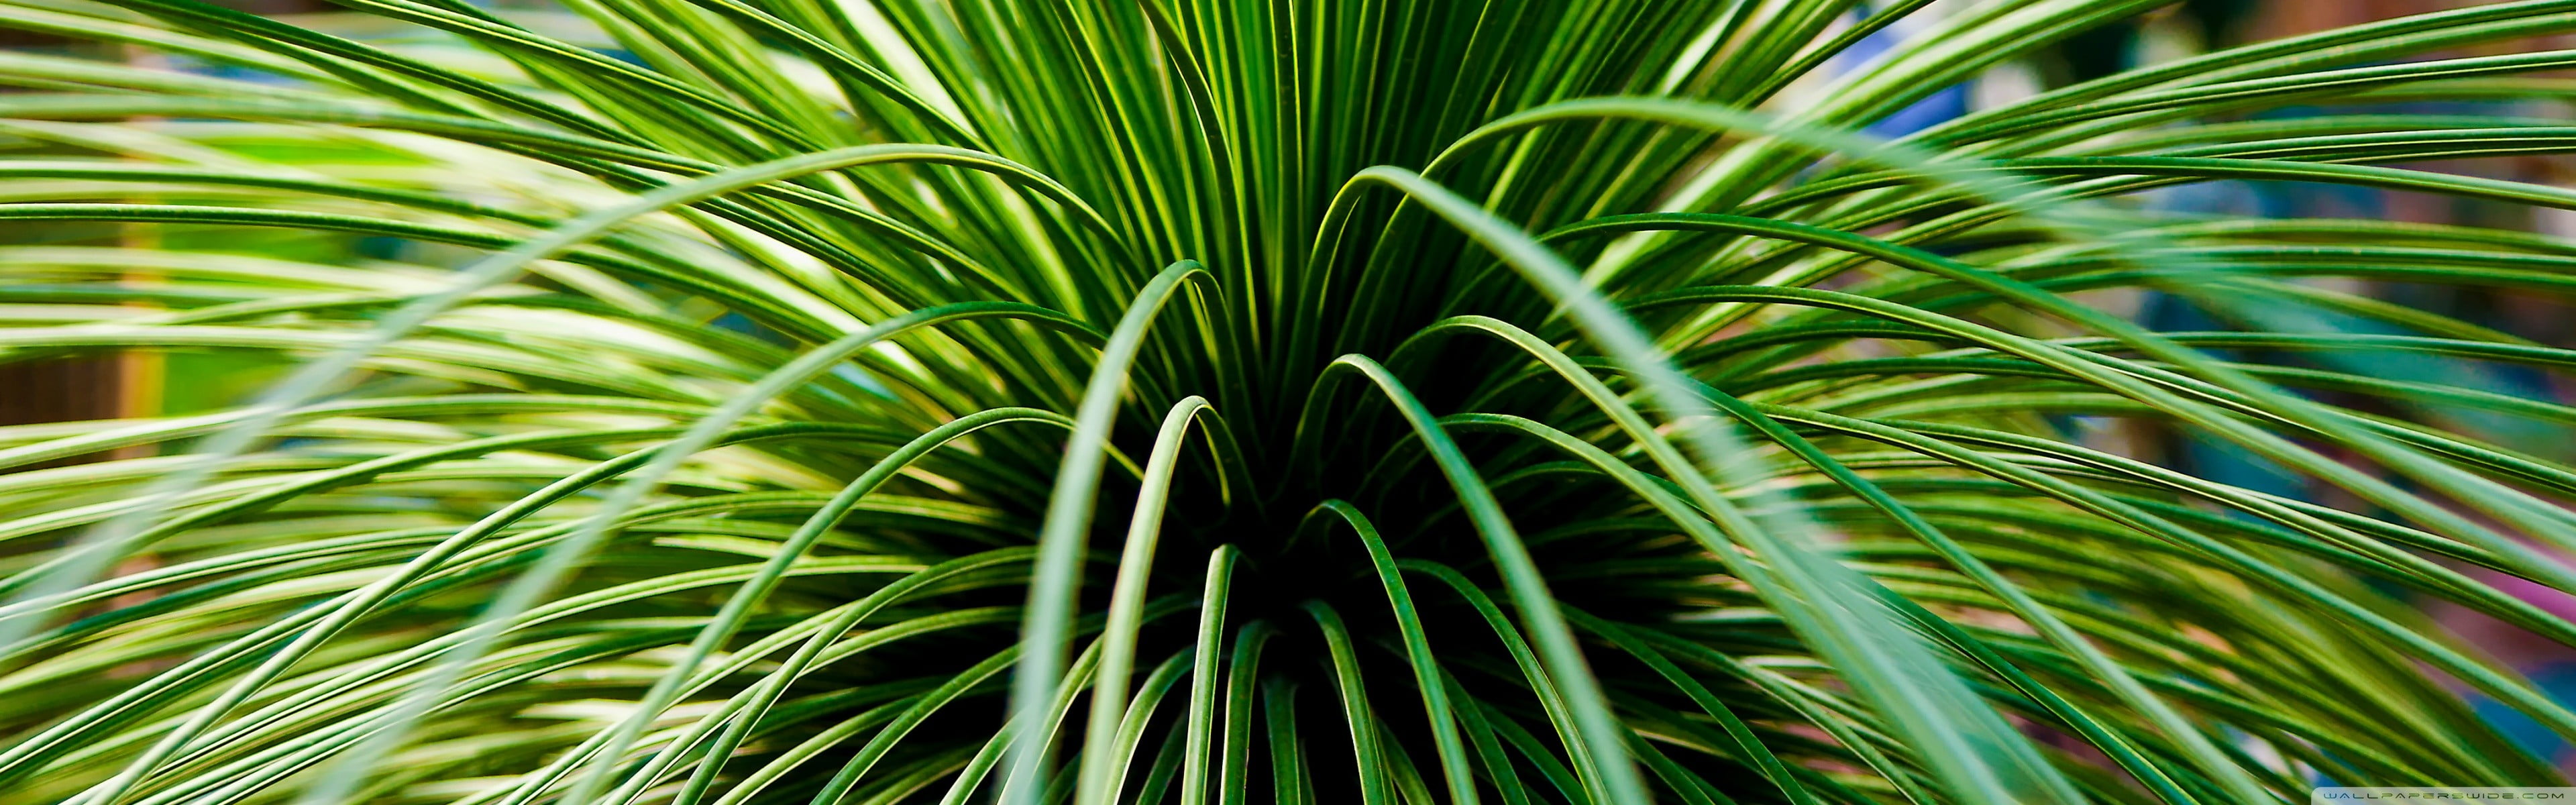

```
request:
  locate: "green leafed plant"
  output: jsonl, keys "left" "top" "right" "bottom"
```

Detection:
{"left": 9, "top": 0, "right": 2576, "bottom": 802}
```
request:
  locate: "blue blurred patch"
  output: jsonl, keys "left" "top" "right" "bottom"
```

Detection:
{"left": 1835, "top": 9, "right": 1970, "bottom": 138}
{"left": 2469, "top": 661, "right": 2576, "bottom": 765}
{"left": 1868, "top": 85, "right": 1968, "bottom": 139}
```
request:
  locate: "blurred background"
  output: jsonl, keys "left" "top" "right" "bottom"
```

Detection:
{"left": 6, "top": 0, "right": 2575, "bottom": 771}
